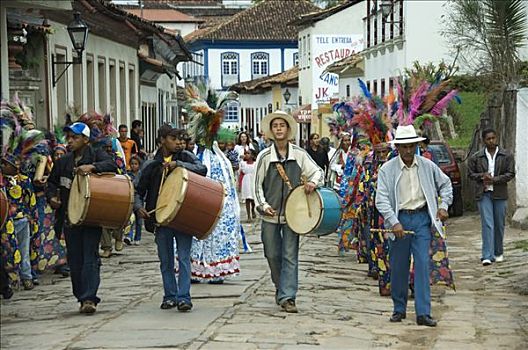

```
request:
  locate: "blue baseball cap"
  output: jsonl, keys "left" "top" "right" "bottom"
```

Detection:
{"left": 64, "top": 122, "right": 90, "bottom": 138}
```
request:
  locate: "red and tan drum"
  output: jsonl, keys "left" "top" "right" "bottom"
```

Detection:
{"left": 155, "top": 167, "right": 225, "bottom": 240}
{"left": 68, "top": 173, "right": 134, "bottom": 230}
{"left": 0, "top": 189, "right": 8, "bottom": 230}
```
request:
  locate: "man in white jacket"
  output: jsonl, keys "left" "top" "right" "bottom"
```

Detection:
{"left": 375, "top": 125, "right": 452, "bottom": 327}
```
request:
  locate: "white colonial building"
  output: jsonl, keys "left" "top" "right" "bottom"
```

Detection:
{"left": 183, "top": 0, "right": 319, "bottom": 131}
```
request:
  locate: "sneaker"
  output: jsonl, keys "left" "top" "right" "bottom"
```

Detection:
{"left": 280, "top": 299, "right": 298, "bottom": 313}
{"left": 177, "top": 301, "right": 193, "bottom": 312}
{"left": 80, "top": 300, "right": 97, "bottom": 314}
{"left": 123, "top": 237, "right": 132, "bottom": 245}
{"left": 22, "top": 279, "right": 34, "bottom": 290}
{"left": 133, "top": 241, "right": 140, "bottom": 246}
{"left": 160, "top": 300, "right": 177, "bottom": 310}
{"left": 482, "top": 259, "right": 492, "bottom": 266}
{"left": 32, "top": 278, "right": 40, "bottom": 286}
{"left": 115, "top": 240, "right": 124, "bottom": 252}
{"left": 494, "top": 255, "right": 504, "bottom": 263}
{"left": 100, "top": 250, "right": 112, "bottom": 258}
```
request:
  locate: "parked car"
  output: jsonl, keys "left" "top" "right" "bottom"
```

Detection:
{"left": 428, "top": 141, "right": 464, "bottom": 217}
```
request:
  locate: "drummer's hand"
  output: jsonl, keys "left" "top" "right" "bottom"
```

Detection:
{"left": 49, "top": 196, "right": 61, "bottom": 209}
{"left": 137, "top": 207, "right": 150, "bottom": 219}
{"left": 76, "top": 165, "right": 96, "bottom": 175}
{"left": 164, "top": 161, "right": 179, "bottom": 171}
{"left": 34, "top": 176, "right": 48, "bottom": 186}
{"left": 264, "top": 207, "right": 276, "bottom": 217}
{"left": 437, "top": 208, "right": 449, "bottom": 222}
{"left": 304, "top": 181, "right": 317, "bottom": 194}
{"left": 392, "top": 223, "right": 405, "bottom": 239}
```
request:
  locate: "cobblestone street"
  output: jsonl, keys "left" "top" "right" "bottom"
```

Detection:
{"left": 1, "top": 214, "right": 527, "bottom": 349}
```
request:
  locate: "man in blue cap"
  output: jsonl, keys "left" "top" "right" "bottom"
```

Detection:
{"left": 46, "top": 122, "right": 117, "bottom": 314}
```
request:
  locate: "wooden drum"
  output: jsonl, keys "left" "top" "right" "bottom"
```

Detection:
{"left": 68, "top": 173, "right": 134, "bottom": 230}
{"left": 156, "top": 167, "right": 225, "bottom": 240}
{"left": 0, "top": 189, "right": 8, "bottom": 230}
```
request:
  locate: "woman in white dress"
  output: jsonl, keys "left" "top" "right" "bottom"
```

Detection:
{"left": 239, "top": 149, "right": 257, "bottom": 222}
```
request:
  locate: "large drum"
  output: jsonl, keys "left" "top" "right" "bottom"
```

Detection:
{"left": 284, "top": 186, "right": 342, "bottom": 236}
{"left": 68, "top": 173, "right": 134, "bottom": 230}
{"left": 0, "top": 189, "right": 8, "bottom": 230}
{"left": 156, "top": 167, "right": 225, "bottom": 240}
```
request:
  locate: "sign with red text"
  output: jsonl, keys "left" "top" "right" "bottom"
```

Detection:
{"left": 312, "top": 35, "right": 364, "bottom": 104}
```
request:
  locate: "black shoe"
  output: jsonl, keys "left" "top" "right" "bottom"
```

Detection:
{"left": 389, "top": 312, "right": 406, "bottom": 322}
{"left": 160, "top": 300, "right": 177, "bottom": 310}
{"left": 416, "top": 315, "right": 437, "bottom": 327}
{"left": 207, "top": 279, "right": 224, "bottom": 284}
{"left": 32, "top": 278, "right": 40, "bottom": 286}
{"left": 1, "top": 287, "right": 13, "bottom": 299}
{"left": 177, "top": 301, "right": 193, "bottom": 312}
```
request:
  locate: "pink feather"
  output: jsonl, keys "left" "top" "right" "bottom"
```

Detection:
{"left": 407, "top": 82, "right": 430, "bottom": 123}
{"left": 430, "top": 90, "right": 458, "bottom": 116}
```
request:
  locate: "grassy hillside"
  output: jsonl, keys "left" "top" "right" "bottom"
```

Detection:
{"left": 448, "top": 91, "right": 487, "bottom": 148}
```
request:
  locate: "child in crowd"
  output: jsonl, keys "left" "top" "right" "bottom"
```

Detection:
{"left": 225, "top": 140, "right": 239, "bottom": 175}
{"left": 239, "top": 150, "right": 257, "bottom": 222}
{"left": 124, "top": 156, "right": 143, "bottom": 245}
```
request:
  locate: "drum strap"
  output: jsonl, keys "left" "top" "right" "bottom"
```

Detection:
{"left": 275, "top": 163, "right": 293, "bottom": 191}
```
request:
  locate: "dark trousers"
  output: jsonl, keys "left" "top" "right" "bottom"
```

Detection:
{"left": 64, "top": 225, "right": 102, "bottom": 304}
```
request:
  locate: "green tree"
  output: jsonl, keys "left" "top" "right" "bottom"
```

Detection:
{"left": 442, "top": 0, "right": 528, "bottom": 89}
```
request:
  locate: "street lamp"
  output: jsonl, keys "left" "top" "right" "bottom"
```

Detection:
{"left": 52, "top": 12, "right": 89, "bottom": 87}
{"left": 379, "top": 0, "right": 402, "bottom": 24}
{"left": 283, "top": 88, "right": 291, "bottom": 104}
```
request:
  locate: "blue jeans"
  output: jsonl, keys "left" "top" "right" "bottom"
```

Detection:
{"left": 64, "top": 225, "right": 102, "bottom": 304}
{"left": 134, "top": 214, "right": 143, "bottom": 242}
{"left": 477, "top": 192, "right": 507, "bottom": 261}
{"left": 14, "top": 218, "right": 32, "bottom": 281}
{"left": 155, "top": 226, "right": 192, "bottom": 303}
{"left": 261, "top": 221, "right": 299, "bottom": 304}
{"left": 389, "top": 210, "right": 432, "bottom": 317}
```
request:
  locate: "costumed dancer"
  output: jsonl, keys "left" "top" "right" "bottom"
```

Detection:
{"left": 46, "top": 122, "right": 117, "bottom": 314}
{"left": 254, "top": 110, "right": 324, "bottom": 313}
{"left": 134, "top": 124, "right": 207, "bottom": 311}
{"left": 78, "top": 112, "right": 127, "bottom": 258}
{"left": 185, "top": 86, "right": 242, "bottom": 283}
{"left": 1, "top": 108, "right": 42, "bottom": 290}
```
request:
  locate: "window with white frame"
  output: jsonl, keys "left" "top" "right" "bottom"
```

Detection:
{"left": 221, "top": 52, "right": 239, "bottom": 87}
{"left": 251, "top": 52, "right": 269, "bottom": 79}
{"left": 224, "top": 101, "right": 239, "bottom": 122}
{"left": 293, "top": 52, "right": 299, "bottom": 66}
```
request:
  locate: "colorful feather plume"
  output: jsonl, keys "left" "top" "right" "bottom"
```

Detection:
{"left": 185, "top": 84, "right": 233, "bottom": 149}
{"left": 395, "top": 77, "right": 460, "bottom": 126}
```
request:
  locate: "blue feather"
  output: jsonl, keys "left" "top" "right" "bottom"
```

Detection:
{"left": 454, "top": 95, "right": 462, "bottom": 104}
{"left": 358, "top": 79, "right": 372, "bottom": 100}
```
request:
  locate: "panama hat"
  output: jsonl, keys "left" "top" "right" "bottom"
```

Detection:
{"left": 261, "top": 110, "right": 298, "bottom": 141}
{"left": 390, "top": 125, "right": 425, "bottom": 144}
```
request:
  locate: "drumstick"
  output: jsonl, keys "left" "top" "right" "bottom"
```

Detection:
{"left": 301, "top": 176, "right": 312, "bottom": 218}
{"left": 147, "top": 205, "right": 167, "bottom": 215}
{"left": 370, "top": 228, "right": 415, "bottom": 235}
{"left": 158, "top": 167, "right": 167, "bottom": 195}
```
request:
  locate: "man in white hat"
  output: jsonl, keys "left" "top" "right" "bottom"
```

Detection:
{"left": 254, "top": 111, "right": 324, "bottom": 313}
{"left": 375, "top": 125, "right": 452, "bottom": 327}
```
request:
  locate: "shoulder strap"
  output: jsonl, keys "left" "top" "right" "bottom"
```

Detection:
{"left": 275, "top": 163, "right": 293, "bottom": 191}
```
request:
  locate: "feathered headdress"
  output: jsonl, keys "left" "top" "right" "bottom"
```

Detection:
{"left": 185, "top": 84, "right": 238, "bottom": 149}
{"left": 78, "top": 111, "right": 117, "bottom": 148}
{"left": 1, "top": 100, "right": 45, "bottom": 167}
{"left": 395, "top": 78, "right": 460, "bottom": 126}
{"left": 217, "top": 127, "right": 236, "bottom": 143}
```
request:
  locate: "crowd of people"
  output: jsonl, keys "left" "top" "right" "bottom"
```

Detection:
{"left": 1, "top": 77, "right": 516, "bottom": 328}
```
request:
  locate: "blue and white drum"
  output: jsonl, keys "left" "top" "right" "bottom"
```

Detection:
{"left": 284, "top": 186, "right": 342, "bottom": 236}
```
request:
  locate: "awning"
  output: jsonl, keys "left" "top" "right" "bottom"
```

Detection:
{"left": 292, "top": 104, "right": 312, "bottom": 123}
